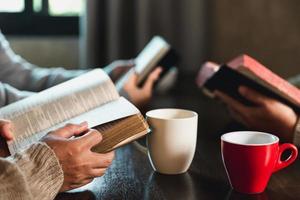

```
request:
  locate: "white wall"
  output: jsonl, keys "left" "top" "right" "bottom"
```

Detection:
{"left": 7, "top": 36, "right": 79, "bottom": 69}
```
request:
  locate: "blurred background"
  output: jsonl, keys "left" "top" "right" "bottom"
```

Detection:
{"left": 0, "top": 0, "right": 299, "bottom": 78}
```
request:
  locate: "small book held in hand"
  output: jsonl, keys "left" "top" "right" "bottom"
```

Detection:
{"left": 196, "top": 54, "right": 300, "bottom": 113}
{"left": 0, "top": 69, "right": 149, "bottom": 154}
{"left": 115, "top": 36, "right": 179, "bottom": 90}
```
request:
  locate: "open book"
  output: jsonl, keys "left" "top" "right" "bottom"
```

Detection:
{"left": 115, "top": 36, "right": 178, "bottom": 90}
{"left": 0, "top": 69, "right": 149, "bottom": 155}
{"left": 196, "top": 54, "right": 300, "bottom": 113}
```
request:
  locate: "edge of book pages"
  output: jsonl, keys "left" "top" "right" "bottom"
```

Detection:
{"left": 92, "top": 113, "right": 149, "bottom": 153}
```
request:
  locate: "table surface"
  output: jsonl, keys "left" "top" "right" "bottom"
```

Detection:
{"left": 55, "top": 75, "right": 300, "bottom": 200}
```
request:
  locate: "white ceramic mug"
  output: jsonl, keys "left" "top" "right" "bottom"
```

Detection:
{"left": 146, "top": 108, "right": 198, "bottom": 174}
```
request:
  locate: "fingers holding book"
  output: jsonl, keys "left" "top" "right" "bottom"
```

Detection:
{"left": 238, "top": 86, "right": 271, "bottom": 106}
{"left": 42, "top": 122, "right": 115, "bottom": 192}
{"left": 215, "top": 90, "right": 250, "bottom": 114}
{"left": 143, "top": 67, "right": 163, "bottom": 92}
{"left": 0, "top": 120, "right": 13, "bottom": 157}
{"left": 199, "top": 55, "right": 300, "bottom": 143}
{"left": 215, "top": 86, "right": 298, "bottom": 142}
{"left": 124, "top": 67, "right": 162, "bottom": 107}
{"left": 0, "top": 120, "right": 14, "bottom": 141}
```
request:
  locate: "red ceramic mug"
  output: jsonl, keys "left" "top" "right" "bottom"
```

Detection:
{"left": 221, "top": 131, "right": 298, "bottom": 194}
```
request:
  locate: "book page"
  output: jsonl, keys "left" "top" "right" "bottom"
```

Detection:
{"left": 0, "top": 69, "right": 119, "bottom": 153}
{"left": 7, "top": 97, "right": 139, "bottom": 154}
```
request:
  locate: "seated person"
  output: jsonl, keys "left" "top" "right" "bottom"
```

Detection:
{"left": 0, "top": 120, "right": 114, "bottom": 200}
{"left": 0, "top": 30, "right": 162, "bottom": 108}
{"left": 202, "top": 62, "right": 300, "bottom": 144}
{"left": 0, "top": 30, "right": 162, "bottom": 198}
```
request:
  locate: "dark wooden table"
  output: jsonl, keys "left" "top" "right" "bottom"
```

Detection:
{"left": 55, "top": 74, "right": 300, "bottom": 200}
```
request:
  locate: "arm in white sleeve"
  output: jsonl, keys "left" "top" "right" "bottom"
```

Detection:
{"left": 0, "top": 81, "right": 34, "bottom": 107}
{"left": 0, "top": 31, "right": 88, "bottom": 92}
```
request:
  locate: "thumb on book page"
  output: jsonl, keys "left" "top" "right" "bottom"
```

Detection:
{"left": 51, "top": 122, "right": 89, "bottom": 138}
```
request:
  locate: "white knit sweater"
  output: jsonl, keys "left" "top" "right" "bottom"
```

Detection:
{"left": 0, "top": 143, "right": 63, "bottom": 200}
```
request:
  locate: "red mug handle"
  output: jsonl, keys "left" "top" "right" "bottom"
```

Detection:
{"left": 273, "top": 143, "right": 298, "bottom": 173}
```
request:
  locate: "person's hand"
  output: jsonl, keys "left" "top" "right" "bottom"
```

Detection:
{"left": 196, "top": 61, "right": 220, "bottom": 87}
{"left": 124, "top": 67, "right": 162, "bottom": 107}
{"left": 106, "top": 59, "right": 135, "bottom": 82}
{"left": 41, "top": 122, "right": 115, "bottom": 191}
{"left": 215, "top": 86, "right": 298, "bottom": 142}
{"left": 0, "top": 120, "right": 13, "bottom": 140}
{"left": 0, "top": 120, "right": 14, "bottom": 157}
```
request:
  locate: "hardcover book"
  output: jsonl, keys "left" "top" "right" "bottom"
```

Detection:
{"left": 0, "top": 69, "right": 149, "bottom": 154}
{"left": 196, "top": 54, "right": 300, "bottom": 113}
{"left": 115, "top": 36, "right": 178, "bottom": 90}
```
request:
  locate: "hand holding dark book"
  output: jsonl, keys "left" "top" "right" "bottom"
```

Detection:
{"left": 197, "top": 55, "right": 300, "bottom": 112}
{"left": 197, "top": 54, "right": 300, "bottom": 142}
{"left": 215, "top": 86, "right": 298, "bottom": 142}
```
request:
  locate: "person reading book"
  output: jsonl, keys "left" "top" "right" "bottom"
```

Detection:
{"left": 0, "top": 120, "right": 115, "bottom": 200}
{"left": 199, "top": 61, "right": 300, "bottom": 144}
{"left": 0, "top": 30, "right": 161, "bottom": 108}
{"left": 0, "top": 63, "right": 150, "bottom": 199}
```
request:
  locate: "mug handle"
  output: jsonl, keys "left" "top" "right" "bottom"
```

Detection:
{"left": 273, "top": 143, "right": 298, "bottom": 173}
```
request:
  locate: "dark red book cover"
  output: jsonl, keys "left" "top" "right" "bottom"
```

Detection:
{"left": 228, "top": 54, "right": 300, "bottom": 106}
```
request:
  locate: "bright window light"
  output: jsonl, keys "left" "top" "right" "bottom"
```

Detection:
{"left": 33, "top": 0, "right": 42, "bottom": 13}
{"left": 49, "top": 0, "right": 84, "bottom": 16}
{"left": 0, "top": 0, "right": 24, "bottom": 12}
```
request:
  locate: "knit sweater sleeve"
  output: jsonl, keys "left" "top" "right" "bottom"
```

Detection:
{"left": 0, "top": 143, "right": 63, "bottom": 200}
